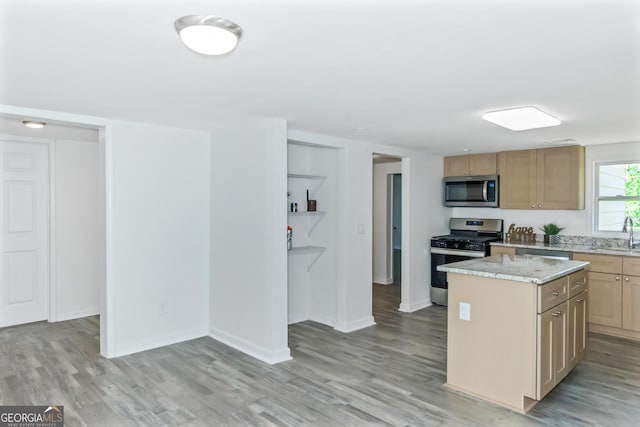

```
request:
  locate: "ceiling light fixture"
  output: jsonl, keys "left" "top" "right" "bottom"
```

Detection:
{"left": 22, "top": 121, "right": 46, "bottom": 129}
{"left": 174, "top": 15, "right": 242, "bottom": 55}
{"left": 482, "top": 106, "right": 561, "bottom": 131}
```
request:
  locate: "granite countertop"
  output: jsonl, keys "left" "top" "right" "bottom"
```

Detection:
{"left": 437, "top": 254, "right": 590, "bottom": 285}
{"left": 491, "top": 241, "right": 640, "bottom": 257}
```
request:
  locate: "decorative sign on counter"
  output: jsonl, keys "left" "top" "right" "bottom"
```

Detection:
{"left": 505, "top": 223, "right": 537, "bottom": 244}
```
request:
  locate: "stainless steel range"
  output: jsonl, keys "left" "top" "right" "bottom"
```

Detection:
{"left": 430, "top": 218, "right": 503, "bottom": 306}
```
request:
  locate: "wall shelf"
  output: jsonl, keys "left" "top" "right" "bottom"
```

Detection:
{"left": 288, "top": 211, "right": 327, "bottom": 236}
{"left": 288, "top": 245, "right": 326, "bottom": 272}
{"left": 288, "top": 173, "right": 326, "bottom": 198}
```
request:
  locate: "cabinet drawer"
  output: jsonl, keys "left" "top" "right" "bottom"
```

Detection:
{"left": 538, "top": 277, "right": 568, "bottom": 313}
{"left": 573, "top": 253, "right": 622, "bottom": 274}
{"left": 568, "top": 269, "right": 588, "bottom": 298}
{"left": 623, "top": 257, "right": 640, "bottom": 276}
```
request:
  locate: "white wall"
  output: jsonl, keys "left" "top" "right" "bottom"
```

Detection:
{"left": 55, "top": 139, "right": 100, "bottom": 320}
{"left": 452, "top": 141, "right": 640, "bottom": 238}
{"left": 111, "top": 120, "right": 210, "bottom": 356}
{"left": 372, "top": 161, "right": 401, "bottom": 284}
{"left": 209, "top": 118, "right": 290, "bottom": 365}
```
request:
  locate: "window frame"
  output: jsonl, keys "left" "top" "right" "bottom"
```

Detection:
{"left": 594, "top": 160, "right": 640, "bottom": 232}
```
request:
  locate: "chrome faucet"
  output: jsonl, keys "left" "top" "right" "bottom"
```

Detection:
{"left": 623, "top": 216, "right": 636, "bottom": 249}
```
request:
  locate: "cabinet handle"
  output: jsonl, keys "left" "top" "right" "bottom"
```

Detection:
{"left": 464, "top": 171, "right": 469, "bottom": 175}
{"left": 531, "top": 204, "right": 536, "bottom": 208}
{"left": 576, "top": 299, "right": 584, "bottom": 303}
{"left": 574, "top": 281, "right": 584, "bottom": 286}
{"left": 552, "top": 311, "right": 562, "bottom": 317}
{"left": 616, "top": 276, "right": 620, "bottom": 281}
{"left": 538, "top": 204, "right": 542, "bottom": 208}
{"left": 552, "top": 291, "right": 560, "bottom": 296}
{"left": 625, "top": 277, "right": 630, "bottom": 282}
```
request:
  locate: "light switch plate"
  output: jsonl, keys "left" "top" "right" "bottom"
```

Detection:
{"left": 459, "top": 302, "right": 471, "bottom": 321}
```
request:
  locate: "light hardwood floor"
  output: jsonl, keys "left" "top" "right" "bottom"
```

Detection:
{"left": 1, "top": 284, "right": 639, "bottom": 426}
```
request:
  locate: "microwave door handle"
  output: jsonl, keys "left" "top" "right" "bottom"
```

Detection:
{"left": 483, "top": 180, "right": 488, "bottom": 201}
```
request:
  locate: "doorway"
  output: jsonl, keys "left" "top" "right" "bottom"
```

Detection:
{"left": 372, "top": 155, "right": 402, "bottom": 319}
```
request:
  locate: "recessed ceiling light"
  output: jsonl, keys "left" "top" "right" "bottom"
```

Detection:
{"left": 482, "top": 107, "right": 561, "bottom": 131}
{"left": 22, "top": 121, "right": 46, "bottom": 129}
{"left": 461, "top": 148, "right": 472, "bottom": 152}
{"left": 174, "top": 15, "right": 242, "bottom": 55}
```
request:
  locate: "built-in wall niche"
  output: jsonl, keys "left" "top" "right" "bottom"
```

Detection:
{"left": 287, "top": 141, "right": 341, "bottom": 327}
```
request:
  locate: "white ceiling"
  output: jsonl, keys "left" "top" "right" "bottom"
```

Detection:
{"left": 1, "top": 0, "right": 638, "bottom": 155}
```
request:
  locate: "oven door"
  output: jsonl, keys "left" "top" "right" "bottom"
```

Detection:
{"left": 431, "top": 248, "right": 486, "bottom": 305}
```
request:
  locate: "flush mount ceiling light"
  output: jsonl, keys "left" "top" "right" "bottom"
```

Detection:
{"left": 22, "top": 120, "right": 46, "bottom": 129}
{"left": 482, "top": 106, "right": 561, "bottom": 131}
{"left": 174, "top": 15, "right": 242, "bottom": 55}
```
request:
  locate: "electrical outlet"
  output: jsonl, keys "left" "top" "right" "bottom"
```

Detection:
{"left": 459, "top": 302, "right": 471, "bottom": 321}
{"left": 159, "top": 301, "right": 168, "bottom": 316}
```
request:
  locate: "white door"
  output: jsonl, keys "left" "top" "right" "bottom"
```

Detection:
{"left": 0, "top": 140, "right": 49, "bottom": 327}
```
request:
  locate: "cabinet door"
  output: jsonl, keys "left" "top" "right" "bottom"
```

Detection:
{"left": 468, "top": 153, "right": 497, "bottom": 176}
{"left": 536, "top": 146, "right": 585, "bottom": 210}
{"left": 537, "top": 309, "right": 555, "bottom": 399}
{"left": 622, "top": 275, "right": 640, "bottom": 331}
{"left": 443, "top": 155, "right": 470, "bottom": 176}
{"left": 568, "top": 291, "right": 588, "bottom": 368}
{"left": 553, "top": 303, "right": 570, "bottom": 383}
{"left": 588, "top": 272, "right": 622, "bottom": 327}
{"left": 497, "top": 150, "right": 537, "bottom": 209}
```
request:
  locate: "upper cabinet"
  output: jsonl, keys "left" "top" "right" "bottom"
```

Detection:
{"left": 498, "top": 145, "right": 585, "bottom": 210}
{"left": 443, "top": 153, "right": 497, "bottom": 177}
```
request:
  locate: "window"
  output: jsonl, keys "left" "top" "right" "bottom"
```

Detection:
{"left": 596, "top": 162, "right": 640, "bottom": 231}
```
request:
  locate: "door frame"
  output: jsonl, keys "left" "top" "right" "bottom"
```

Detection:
{"left": 0, "top": 134, "right": 55, "bottom": 324}
{"left": 0, "top": 104, "right": 115, "bottom": 358}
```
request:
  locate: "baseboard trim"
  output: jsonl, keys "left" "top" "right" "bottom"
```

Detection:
{"left": 309, "top": 314, "right": 336, "bottom": 327}
{"left": 209, "top": 327, "right": 292, "bottom": 365}
{"left": 399, "top": 298, "right": 432, "bottom": 313}
{"left": 334, "top": 316, "right": 376, "bottom": 333}
{"left": 114, "top": 327, "right": 208, "bottom": 358}
{"left": 288, "top": 312, "right": 309, "bottom": 325}
{"left": 373, "top": 277, "right": 393, "bottom": 285}
{"left": 55, "top": 307, "right": 100, "bottom": 322}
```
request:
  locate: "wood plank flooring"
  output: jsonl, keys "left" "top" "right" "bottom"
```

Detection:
{"left": 1, "top": 284, "right": 639, "bottom": 426}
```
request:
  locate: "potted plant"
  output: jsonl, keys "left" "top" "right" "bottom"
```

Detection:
{"left": 540, "top": 223, "right": 564, "bottom": 245}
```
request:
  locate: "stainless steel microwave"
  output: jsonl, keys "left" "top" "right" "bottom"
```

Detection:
{"left": 443, "top": 175, "right": 499, "bottom": 207}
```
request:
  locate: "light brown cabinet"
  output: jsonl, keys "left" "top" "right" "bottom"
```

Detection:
{"left": 443, "top": 153, "right": 497, "bottom": 177}
{"left": 498, "top": 145, "right": 585, "bottom": 210}
{"left": 568, "top": 291, "right": 588, "bottom": 369}
{"left": 537, "top": 300, "right": 569, "bottom": 399}
{"left": 573, "top": 253, "right": 640, "bottom": 339}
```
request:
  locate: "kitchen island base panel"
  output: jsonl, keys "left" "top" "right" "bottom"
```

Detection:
{"left": 444, "top": 383, "right": 539, "bottom": 414}
{"left": 447, "top": 273, "right": 539, "bottom": 413}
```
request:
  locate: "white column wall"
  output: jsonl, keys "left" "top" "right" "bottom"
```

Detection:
{"left": 209, "top": 118, "right": 290, "bottom": 365}
{"left": 111, "top": 120, "right": 210, "bottom": 356}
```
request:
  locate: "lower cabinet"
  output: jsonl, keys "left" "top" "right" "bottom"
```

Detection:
{"left": 623, "top": 275, "right": 640, "bottom": 331}
{"left": 568, "top": 291, "right": 588, "bottom": 368}
{"left": 536, "top": 287, "right": 587, "bottom": 400}
{"left": 587, "top": 272, "right": 622, "bottom": 327}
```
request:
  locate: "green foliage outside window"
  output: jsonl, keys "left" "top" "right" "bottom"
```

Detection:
{"left": 627, "top": 164, "right": 640, "bottom": 227}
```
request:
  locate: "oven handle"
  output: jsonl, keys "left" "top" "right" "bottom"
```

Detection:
{"left": 430, "top": 248, "right": 487, "bottom": 258}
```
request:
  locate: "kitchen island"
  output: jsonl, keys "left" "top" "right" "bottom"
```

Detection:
{"left": 437, "top": 254, "right": 590, "bottom": 413}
